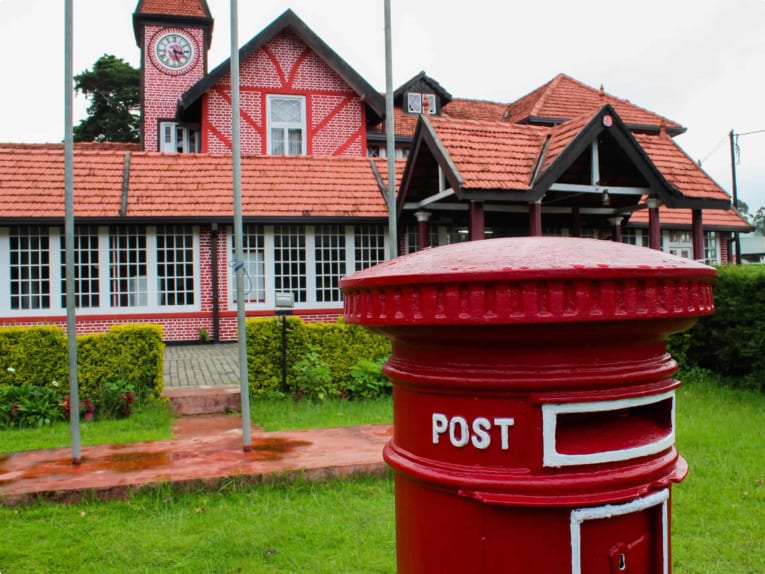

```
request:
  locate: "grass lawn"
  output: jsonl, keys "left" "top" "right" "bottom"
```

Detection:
{"left": 250, "top": 397, "right": 392, "bottom": 431}
{"left": 0, "top": 401, "right": 175, "bottom": 454}
{"left": 672, "top": 371, "right": 765, "bottom": 574}
{"left": 0, "top": 373, "right": 762, "bottom": 572}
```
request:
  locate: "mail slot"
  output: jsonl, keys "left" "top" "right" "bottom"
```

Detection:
{"left": 341, "top": 237, "right": 716, "bottom": 573}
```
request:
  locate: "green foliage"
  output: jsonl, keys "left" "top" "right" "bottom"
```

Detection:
{"left": 348, "top": 357, "right": 391, "bottom": 400}
{"left": 0, "top": 327, "right": 67, "bottom": 388}
{"left": 292, "top": 344, "right": 337, "bottom": 401}
{"left": 93, "top": 379, "right": 136, "bottom": 420}
{"left": 246, "top": 317, "right": 391, "bottom": 398}
{"left": 0, "top": 324, "right": 163, "bottom": 426}
{"left": 0, "top": 385, "right": 66, "bottom": 429}
{"left": 74, "top": 54, "right": 140, "bottom": 143}
{"left": 680, "top": 264, "right": 765, "bottom": 390}
{"left": 78, "top": 324, "right": 164, "bottom": 404}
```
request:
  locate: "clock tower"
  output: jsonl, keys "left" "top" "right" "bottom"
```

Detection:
{"left": 133, "top": 0, "right": 213, "bottom": 152}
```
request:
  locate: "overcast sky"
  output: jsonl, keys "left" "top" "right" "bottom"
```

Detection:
{"left": 1, "top": 0, "right": 764, "bottom": 209}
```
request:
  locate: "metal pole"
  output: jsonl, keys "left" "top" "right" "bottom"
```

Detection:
{"left": 280, "top": 315, "right": 287, "bottom": 394}
{"left": 384, "top": 0, "right": 397, "bottom": 259}
{"left": 64, "top": 0, "right": 81, "bottom": 464}
{"left": 729, "top": 129, "right": 742, "bottom": 265}
{"left": 230, "top": 0, "right": 251, "bottom": 450}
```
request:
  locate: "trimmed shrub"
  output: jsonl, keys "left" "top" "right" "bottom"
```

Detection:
{"left": 0, "top": 327, "right": 67, "bottom": 388}
{"left": 78, "top": 324, "right": 164, "bottom": 404}
{"left": 676, "top": 264, "right": 765, "bottom": 390}
{"left": 247, "top": 317, "right": 390, "bottom": 398}
{"left": 0, "top": 324, "right": 164, "bottom": 425}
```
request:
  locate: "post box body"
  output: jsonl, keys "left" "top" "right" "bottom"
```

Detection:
{"left": 341, "top": 237, "right": 715, "bottom": 574}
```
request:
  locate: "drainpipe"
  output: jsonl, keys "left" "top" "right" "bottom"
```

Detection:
{"left": 211, "top": 223, "right": 220, "bottom": 343}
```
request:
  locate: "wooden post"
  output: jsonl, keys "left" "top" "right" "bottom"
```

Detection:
{"left": 608, "top": 216, "right": 623, "bottom": 243}
{"left": 415, "top": 211, "right": 431, "bottom": 251}
{"left": 529, "top": 202, "right": 543, "bottom": 237}
{"left": 571, "top": 207, "right": 581, "bottom": 238}
{"left": 647, "top": 198, "right": 662, "bottom": 250}
{"left": 692, "top": 209, "right": 704, "bottom": 262}
{"left": 469, "top": 201, "right": 485, "bottom": 241}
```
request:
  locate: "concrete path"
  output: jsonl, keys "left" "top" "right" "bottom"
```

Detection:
{"left": 0, "top": 343, "right": 392, "bottom": 505}
{"left": 0, "top": 420, "right": 391, "bottom": 505}
{"left": 163, "top": 343, "right": 240, "bottom": 388}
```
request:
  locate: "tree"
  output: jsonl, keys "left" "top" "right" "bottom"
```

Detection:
{"left": 751, "top": 206, "right": 765, "bottom": 234}
{"left": 74, "top": 54, "right": 140, "bottom": 143}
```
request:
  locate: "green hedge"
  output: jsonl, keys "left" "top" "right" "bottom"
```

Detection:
{"left": 0, "top": 324, "right": 164, "bottom": 401}
{"left": 676, "top": 264, "right": 765, "bottom": 389}
{"left": 247, "top": 317, "right": 390, "bottom": 397}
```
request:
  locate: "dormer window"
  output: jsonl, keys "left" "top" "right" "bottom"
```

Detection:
{"left": 159, "top": 122, "right": 200, "bottom": 154}
{"left": 406, "top": 92, "right": 437, "bottom": 115}
{"left": 268, "top": 95, "right": 306, "bottom": 155}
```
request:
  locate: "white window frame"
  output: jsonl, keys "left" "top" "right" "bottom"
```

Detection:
{"left": 228, "top": 224, "right": 388, "bottom": 311}
{"left": 159, "top": 121, "right": 201, "bottom": 154}
{"left": 266, "top": 95, "right": 307, "bottom": 156}
{"left": 0, "top": 225, "right": 201, "bottom": 316}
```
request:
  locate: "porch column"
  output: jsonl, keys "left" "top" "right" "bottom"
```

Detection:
{"left": 692, "top": 208, "right": 704, "bottom": 261}
{"left": 571, "top": 206, "right": 581, "bottom": 238}
{"left": 608, "top": 216, "right": 623, "bottom": 243}
{"left": 469, "top": 201, "right": 485, "bottom": 241}
{"left": 415, "top": 211, "right": 431, "bottom": 251}
{"left": 647, "top": 198, "right": 662, "bottom": 250}
{"left": 529, "top": 201, "right": 543, "bottom": 237}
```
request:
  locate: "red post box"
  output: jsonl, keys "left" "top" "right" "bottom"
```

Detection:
{"left": 341, "top": 237, "right": 715, "bottom": 574}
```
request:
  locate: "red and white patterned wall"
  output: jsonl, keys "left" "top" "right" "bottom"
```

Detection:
{"left": 203, "top": 31, "right": 366, "bottom": 157}
{"left": 142, "top": 25, "right": 207, "bottom": 151}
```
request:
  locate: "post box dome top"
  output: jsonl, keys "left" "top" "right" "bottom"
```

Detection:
{"left": 341, "top": 237, "right": 717, "bottom": 326}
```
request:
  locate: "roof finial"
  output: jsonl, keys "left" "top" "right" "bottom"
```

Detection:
{"left": 599, "top": 84, "right": 605, "bottom": 101}
{"left": 659, "top": 119, "right": 667, "bottom": 137}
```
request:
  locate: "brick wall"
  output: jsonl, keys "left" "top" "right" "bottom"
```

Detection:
{"left": 142, "top": 25, "right": 207, "bottom": 151}
{"left": 204, "top": 31, "right": 366, "bottom": 157}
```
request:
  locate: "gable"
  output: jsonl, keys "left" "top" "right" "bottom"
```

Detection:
{"left": 179, "top": 10, "right": 384, "bottom": 123}
{"left": 202, "top": 30, "right": 367, "bottom": 156}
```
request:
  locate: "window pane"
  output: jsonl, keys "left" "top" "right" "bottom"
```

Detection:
{"left": 315, "top": 225, "right": 346, "bottom": 303}
{"left": 109, "top": 225, "right": 147, "bottom": 307}
{"left": 61, "top": 225, "right": 100, "bottom": 308}
{"left": 271, "top": 98, "right": 303, "bottom": 123}
{"left": 354, "top": 225, "right": 385, "bottom": 271}
{"left": 271, "top": 128, "right": 284, "bottom": 155}
{"left": 274, "top": 224, "right": 306, "bottom": 303}
{"left": 10, "top": 227, "right": 50, "bottom": 310}
{"left": 232, "top": 224, "right": 266, "bottom": 303}
{"left": 156, "top": 225, "right": 195, "bottom": 306}
{"left": 288, "top": 128, "right": 303, "bottom": 155}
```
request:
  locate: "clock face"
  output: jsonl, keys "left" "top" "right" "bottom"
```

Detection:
{"left": 153, "top": 31, "right": 196, "bottom": 73}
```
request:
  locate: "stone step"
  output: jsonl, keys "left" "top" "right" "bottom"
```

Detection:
{"left": 162, "top": 386, "right": 241, "bottom": 416}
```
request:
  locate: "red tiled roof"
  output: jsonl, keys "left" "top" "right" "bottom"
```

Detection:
{"left": 539, "top": 111, "right": 597, "bottom": 174}
{"left": 442, "top": 99, "right": 510, "bottom": 123}
{"left": 634, "top": 133, "right": 730, "bottom": 203}
{"left": 368, "top": 107, "right": 420, "bottom": 138}
{"left": 0, "top": 150, "right": 403, "bottom": 220}
{"left": 0, "top": 143, "right": 140, "bottom": 152}
{"left": 369, "top": 99, "right": 510, "bottom": 139}
{"left": 136, "top": 0, "right": 209, "bottom": 18}
{"left": 629, "top": 205, "right": 750, "bottom": 231}
{"left": 504, "top": 74, "right": 682, "bottom": 131}
{"left": 427, "top": 117, "right": 548, "bottom": 191}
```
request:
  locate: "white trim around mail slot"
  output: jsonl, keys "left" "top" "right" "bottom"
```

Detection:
{"left": 542, "top": 391, "right": 676, "bottom": 468}
{"left": 570, "top": 489, "right": 669, "bottom": 574}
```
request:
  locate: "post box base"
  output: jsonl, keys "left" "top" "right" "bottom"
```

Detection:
{"left": 393, "top": 472, "right": 675, "bottom": 574}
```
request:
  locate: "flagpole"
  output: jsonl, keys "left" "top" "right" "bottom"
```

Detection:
{"left": 384, "top": 0, "right": 397, "bottom": 259}
{"left": 64, "top": 0, "right": 81, "bottom": 464}
{"left": 230, "top": 0, "right": 252, "bottom": 450}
